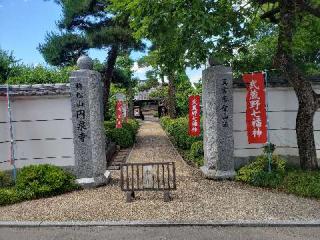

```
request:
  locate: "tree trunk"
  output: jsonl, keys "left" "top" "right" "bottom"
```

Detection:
{"left": 102, "top": 45, "right": 119, "bottom": 119}
{"left": 275, "top": 0, "right": 319, "bottom": 169}
{"left": 296, "top": 96, "right": 318, "bottom": 169}
{"left": 127, "top": 86, "right": 134, "bottom": 118}
{"left": 167, "top": 72, "right": 177, "bottom": 118}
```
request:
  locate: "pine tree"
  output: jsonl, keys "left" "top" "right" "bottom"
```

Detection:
{"left": 39, "top": 0, "right": 144, "bottom": 117}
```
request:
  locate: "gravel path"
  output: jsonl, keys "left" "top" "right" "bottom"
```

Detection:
{"left": 1, "top": 118, "right": 320, "bottom": 221}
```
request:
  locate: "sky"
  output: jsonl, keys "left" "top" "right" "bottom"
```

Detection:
{"left": 0, "top": 0, "right": 202, "bottom": 83}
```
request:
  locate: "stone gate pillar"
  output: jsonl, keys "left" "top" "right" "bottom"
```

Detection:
{"left": 70, "top": 55, "right": 110, "bottom": 188}
{"left": 200, "top": 62, "right": 236, "bottom": 179}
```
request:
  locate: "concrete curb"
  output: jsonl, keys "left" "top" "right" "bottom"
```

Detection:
{"left": 1, "top": 220, "right": 320, "bottom": 228}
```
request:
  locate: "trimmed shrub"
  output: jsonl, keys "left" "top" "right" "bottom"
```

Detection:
{"left": 0, "top": 171, "right": 14, "bottom": 188}
{"left": 104, "top": 119, "right": 139, "bottom": 148}
{"left": 127, "top": 119, "right": 139, "bottom": 134}
{"left": 282, "top": 170, "right": 320, "bottom": 198}
{"left": 160, "top": 116, "right": 173, "bottom": 130}
{"left": 104, "top": 121, "right": 115, "bottom": 132}
{"left": 164, "top": 117, "right": 201, "bottom": 150}
{"left": 188, "top": 141, "right": 204, "bottom": 166}
{"left": 236, "top": 154, "right": 286, "bottom": 188}
{"left": 107, "top": 128, "right": 134, "bottom": 148}
{"left": 16, "top": 164, "right": 78, "bottom": 199}
{"left": 0, "top": 188, "right": 22, "bottom": 206}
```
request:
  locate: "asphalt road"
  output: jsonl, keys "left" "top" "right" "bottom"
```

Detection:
{"left": 1, "top": 226, "right": 320, "bottom": 240}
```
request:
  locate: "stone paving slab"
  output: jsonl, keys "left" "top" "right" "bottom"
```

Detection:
{"left": 0, "top": 118, "right": 320, "bottom": 222}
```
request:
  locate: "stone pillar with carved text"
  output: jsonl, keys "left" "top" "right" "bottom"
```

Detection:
{"left": 70, "top": 55, "right": 110, "bottom": 188}
{"left": 200, "top": 63, "right": 235, "bottom": 179}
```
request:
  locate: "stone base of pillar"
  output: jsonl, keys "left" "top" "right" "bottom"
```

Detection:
{"left": 76, "top": 170, "right": 111, "bottom": 188}
{"left": 200, "top": 166, "right": 236, "bottom": 180}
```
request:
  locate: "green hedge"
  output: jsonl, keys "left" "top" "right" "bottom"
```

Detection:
{"left": 187, "top": 141, "right": 204, "bottom": 167}
{"left": 0, "top": 164, "right": 79, "bottom": 206}
{"left": 16, "top": 164, "right": 79, "bottom": 199}
{"left": 236, "top": 154, "right": 286, "bottom": 188}
{"left": 160, "top": 117, "right": 202, "bottom": 150}
{"left": 104, "top": 119, "right": 139, "bottom": 148}
{"left": 0, "top": 171, "right": 14, "bottom": 188}
{"left": 0, "top": 188, "right": 22, "bottom": 206}
{"left": 236, "top": 153, "right": 320, "bottom": 199}
{"left": 282, "top": 170, "right": 320, "bottom": 198}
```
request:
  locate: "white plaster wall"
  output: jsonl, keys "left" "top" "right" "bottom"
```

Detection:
{"left": 233, "top": 86, "right": 320, "bottom": 160}
{"left": 0, "top": 95, "right": 74, "bottom": 171}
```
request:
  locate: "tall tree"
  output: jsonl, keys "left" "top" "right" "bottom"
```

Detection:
{"left": 112, "top": 53, "right": 137, "bottom": 118}
{"left": 39, "top": 0, "right": 144, "bottom": 117}
{"left": 253, "top": 0, "right": 320, "bottom": 169}
{"left": 111, "top": 0, "right": 258, "bottom": 118}
{"left": 0, "top": 48, "right": 19, "bottom": 84}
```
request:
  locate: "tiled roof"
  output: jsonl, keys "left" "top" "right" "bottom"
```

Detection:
{"left": 233, "top": 74, "right": 320, "bottom": 88}
{"left": 0, "top": 83, "right": 70, "bottom": 96}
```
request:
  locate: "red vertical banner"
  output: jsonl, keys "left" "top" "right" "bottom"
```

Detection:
{"left": 188, "top": 95, "right": 201, "bottom": 136}
{"left": 243, "top": 72, "right": 267, "bottom": 144}
{"left": 116, "top": 100, "right": 123, "bottom": 128}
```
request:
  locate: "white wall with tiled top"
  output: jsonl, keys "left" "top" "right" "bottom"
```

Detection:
{"left": 0, "top": 95, "right": 74, "bottom": 171}
{"left": 233, "top": 86, "right": 320, "bottom": 165}
{"left": 1, "top": 84, "right": 320, "bottom": 171}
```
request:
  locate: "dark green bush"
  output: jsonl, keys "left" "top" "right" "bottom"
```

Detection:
{"left": 236, "top": 154, "right": 286, "bottom": 188}
{"left": 188, "top": 141, "right": 204, "bottom": 166}
{"left": 16, "top": 164, "right": 78, "bottom": 199}
{"left": 104, "top": 119, "right": 139, "bottom": 148}
{"left": 162, "top": 117, "right": 201, "bottom": 150}
{"left": 282, "top": 170, "right": 320, "bottom": 198}
{"left": 107, "top": 128, "right": 134, "bottom": 148}
{"left": 127, "top": 119, "right": 139, "bottom": 134}
{"left": 0, "top": 171, "right": 14, "bottom": 188}
{"left": 0, "top": 188, "right": 22, "bottom": 206}
{"left": 104, "top": 121, "right": 115, "bottom": 132}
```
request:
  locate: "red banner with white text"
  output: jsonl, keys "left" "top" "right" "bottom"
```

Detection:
{"left": 243, "top": 73, "right": 267, "bottom": 144}
{"left": 116, "top": 100, "right": 123, "bottom": 129}
{"left": 188, "top": 95, "right": 201, "bottom": 137}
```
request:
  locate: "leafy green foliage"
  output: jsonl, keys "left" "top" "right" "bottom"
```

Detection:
{"left": 127, "top": 119, "right": 140, "bottom": 134}
{"left": 236, "top": 154, "right": 286, "bottom": 188}
{"left": 232, "top": 15, "right": 320, "bottom": 76}
{"left": 38, "top": 32, "right": 89, "bottom": 67}
{"left": 0, "top": 188, "right": 22, "bottom": 206}
{"left": 104, "top": 119, "right": 139, "bottom": 148}
{"left": 41, "top": 0, "right": 143, "bottom": 67}
{"left": 111, "top": 0, "right": 259, "bottom": 71}
{"left": 138, "top": 70, "right": 160, "bottom": 92}
{"left": 161, "top": 117, "right": 201, "bottom": 150}
{"left": 149, "top": 72, "right": 196, "bottom": 117}
{"left": 188, "top": 141, "right": 204, "bottom": 167}
{"left": 0, "top": 48, "right": 18, "bottom": 84}
{"left": 108, "top": 128, "right": 134, "bottom": 148}
{"left": 175, "top": 72, "right": 195, "bottom": 116}
{"left": 6, "top": 65, "right": 74, "bottom": 84}
{"left": 160, "top": 116, "right": 173, "bottom": 130}
{"left": 0, "top": 47, "right": 73, "bottom": 84}
{"left": 138, "top": 78, "right": 159, "bottom": 92}
{"left": 282, "top": 170, "right": 320, "bottom": 198}
{"left": 232, "top": 33, "right": 277, "bottom": 77}
{"left": 0, "top": 171, "right": 14, "bottom": 188}
{"left": 16, "top": 164, "right": 79, "bottom": 199}
{"left": 237, "top": 156, "right": 320, "bottom": 199}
